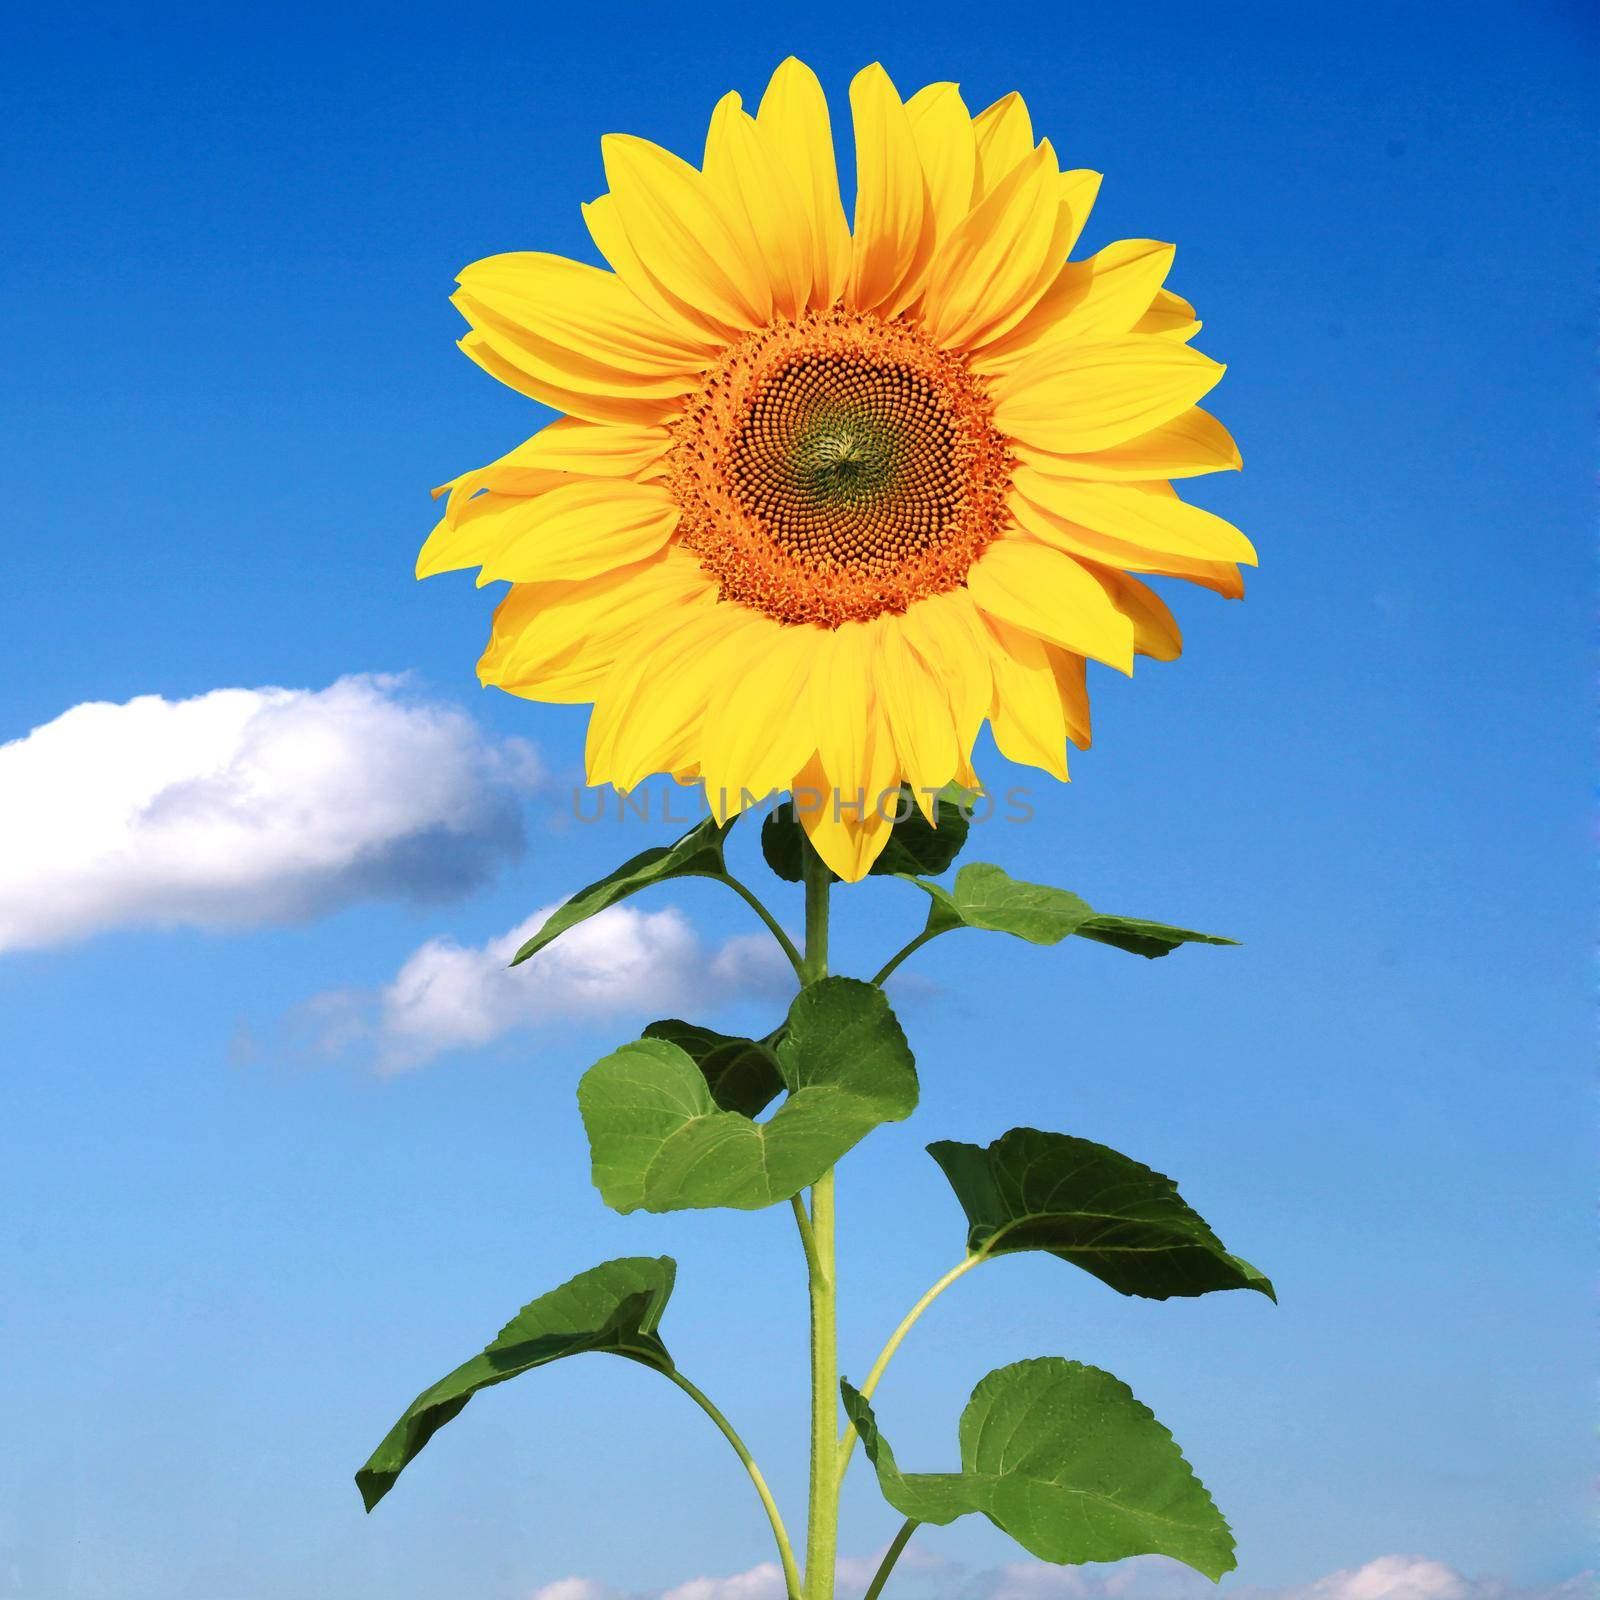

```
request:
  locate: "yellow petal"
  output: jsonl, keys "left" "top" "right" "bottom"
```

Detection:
{"left": 811, "top": 622, "right": 892, "bottom": 824}
{"left": 587, "top": 606, "right": 757, "bottom": 789}
{"left": 905, "top": 82, "right": 976, "bottom": 249}
{"left": 1134, "top": 288, "right": 1201, "bottom": 341}
{"left": 972, "top": 239, "right": 1177, "bottom": 371}
{"left": 418, "top": 489, "right": 537, "bottom": 580}
{"left": 452, "top": 291, "right": 695, "bottom": 403}
{"left": 922, "top": 142, "right": 1063, "bottom": 349}
{"left": 899, "top": 590, "right": 992, "bottom": 749}
{"left": 699, "top": 622, "right": 823, "bottom": 813}
{"left": 456, "top": 329, "right": 680, "bottom": 426}
{"left": 1009, "top": 486, "right": 1245, "bottom": 598}
{"left": 1045, "top": 645, "right": 1092, "bottom": 747}
{"left": 1083, "top": 566, "right": 1183, "bottom": 660}
{"left": 847, "top": 64, "right": 936, "bottom": 318}
{"left": 486, "top": 416, "right": 673, "bottom": 481}
{"left": 455, "top": 251, "right": 716, "bottom": 379}
{"left": 1013, "top": 407, "right": 1240, "bottom": 481}
{"left": 794, "top": 751, "right": 897, "bottom": 882}
{"left": 1057, "top": 168, "right": 1102, "bottom": 256}
{"left": 971, "top": 92, "right": 1034, "bottom": 200}
{"left": 979, "top": 614, "right": 1070, "bottom": 780}
{"left": 703, "top": 92, "right": 813, "bottom": 321}
{"left": 875, "top": 617, "right": 959, "bottom": 817}
{"left": 994, "top": 336, "right": 1226, "bottom": 455}
{"left": 583, "top": 193, "right": 731, "bottom": 345}
{"left": 480, "top": 550, "right": 716, "bottom": 703}
{"left": 1012, "top": 473, "right": 1256, "bottom": 565}
{"left": 466, "top": 479, "right": 680, "bottom": 585}
{"left": 600, "top": 134, "right": 772, "bottom": 334}
{"left": 431, "top": 435, "right": 572, "bottom": 519}
{"left": 1014, "top": 476, "right": 1248, "bottom": 595}
{"left": 756, "top": 58, "right": 852, "bottom": 310}
{"left": 966, "top": 538, "right": 1136, "bottom": 671}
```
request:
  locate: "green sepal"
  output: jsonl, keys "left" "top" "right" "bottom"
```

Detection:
{"left": 511, "top": 816, "right": 733, "bottom": 967}
{"left": 842, "top": 1359, "right": 1236, "bottom": 1580}
{"left": 759, "top": 785, "right": 973, "bottom": 883}
{"left": 355, "top": 1256, "right": 676, "bottom": 1512}
{"left": 579, "top": 977, "right": 917, "bottom": 1213}
{"left": 641, "top": 1018, "right": 786, "bottom": 1119}
{"left": 868, "top": 785, "right": 975, "bottom": 877}
{"left": 760, "top": 800, "right": 837, "bottom": 885}
{"left": 904, "top": 862, "right": 1237, "bottom": 958}
{"left": 930, "top": 1128, "right": 1274, "bottom": 1300}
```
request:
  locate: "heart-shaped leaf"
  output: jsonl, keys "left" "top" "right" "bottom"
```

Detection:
{"left": 843, "top": 1358, "right": 1236, "bottom": 1579}
{"left": 356, "top": 1256, "right": 675, "bottom": 1511}
{"left": 579, "top": 978, "right": 917, "bottom": 1212}
{"left": 905, "top": 862, "right": 1236, "bottom": 958}
{"left": 641, "top": 1018, "right": 785, "bottom": 1119}
{"left": 930, "top": 1128, "right": 1274, "bottom": 1300}
{"left": 511, "top": 816, "right": 733, "bottom": 967}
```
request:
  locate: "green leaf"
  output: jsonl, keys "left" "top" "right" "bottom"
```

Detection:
{"left": 1074, "top": 915, "right": 1236, "bottom": 959}
{"left": 904, "top": 862, "right": 1236, "bottom": 958}
{"left": 356, "top": 1256, "right": 675, "bottom": 1512}
{"left": 511, "top": 816, "right": 734, "bottom": 967}
{"left": 929, "top": 1128, "right": 1274, "bottom": 1301}
{"left": 759, "top": 785, "right": 972, "bottom": 883}
{"left": 842, "top": 1358, "right": 1236, "bottom": 1580}
{"left": 579, "top": 977, "right": 917, "bottom": 1213}
{"left": 641, "top": 1018, "right": 786, "bottom": 1119}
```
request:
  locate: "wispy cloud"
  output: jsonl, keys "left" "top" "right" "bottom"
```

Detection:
{"left": 527, "top": 1555, "right": 1592, "bottom": 1600}
{"left": 0, "top": 674, "right": 539, "bottom": 955}
{"left": 290, "top": 903, "right": 792, "bottom": 1073}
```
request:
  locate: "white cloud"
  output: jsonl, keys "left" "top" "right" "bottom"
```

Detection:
{"left": 532, "top": 1582, "right": 626, "bottom": 1600}
{"left": 1264, "top": 1559, "right": 1592, "bottom": 1600}
{"left": 964, "top": 1556, "right": 1593, "bottom": 1600}
{"left": 1287, "top": 1559, "right": 1473, "bottom": 1600}
{"left": 0, "top": 674, "right": 539, "bottom": 954}
{"left": 660, "top": 1563, "right": 789, "bottom": 1600}
{"left": 972, "top": 1554, "right": 1211, "bottom": 1600}
{"left": 293, "top": 903, "right": 792, "bottom": 1072}
{"left": 524, "top": 1556, "right": 1592, "bottom": 1600}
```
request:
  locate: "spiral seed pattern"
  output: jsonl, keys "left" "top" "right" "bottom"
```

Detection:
{"left": 669, "top": 309, "right": 1011, "bottom": 627}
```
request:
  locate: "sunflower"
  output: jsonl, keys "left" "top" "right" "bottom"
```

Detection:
{"left": 419, "top": 59, "right": 1254, "bottom": 880}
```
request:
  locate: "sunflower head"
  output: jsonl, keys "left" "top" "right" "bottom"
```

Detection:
{"left": 419, "top": 60, "right": 1254, "bottom": 880}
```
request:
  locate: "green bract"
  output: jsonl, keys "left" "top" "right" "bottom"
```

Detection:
{"left": 842, "top": 1359, "right": 1237, "bottom": 1579}
{"left": 760, "top": 785, "right": 973, "bottom": 883}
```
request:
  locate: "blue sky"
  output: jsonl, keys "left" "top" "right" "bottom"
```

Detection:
{"left": 0, "top": 2, "right": 1591, "bottom": 1597}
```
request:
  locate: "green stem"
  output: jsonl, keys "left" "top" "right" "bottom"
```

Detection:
{"left": 710, "top": 872, "right": 806, "bottom": 982}
{"left": 666, "top": 1369, "right": 802, "bottom": 1599}
{"left": 790, "top": 1194, "right": 822, "bottom": 1281}
{"left": 798, "top": 840, "right": 837, "bottom": 1600}
{"left": 836, "top": 1255, "right": 982, "bottom": 1480}
{"left": 868, "top": 927, "right": 945, "bottom": 988}
{"left": 861, "top": 1520, "right": 919, "bottom": 1600}
{"left": 800, "top": 848, "right": 831, "bottom": 986}
{"left": 804, "top": 1171, "right": 838, "bottom": 1600}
